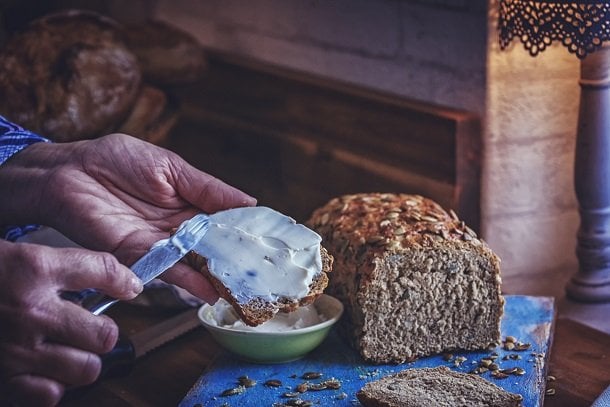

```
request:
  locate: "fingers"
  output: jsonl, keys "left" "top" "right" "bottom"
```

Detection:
{"left": 1, "top": 341, "right": 101, "bottom": 387}
{"left": 161, "top": 262, "right": 220, "bottom": 304}
{"left": 4, "top": 375, "right": 64, "bottom": 407}
{"left": 45, "top": 307, "right": 119, "bottom": 354}
{"left": 54, "top": 248, "right": 143, "bottom": 299}
{"left": 171, "top": 159, "right": 257, "bottom": 214}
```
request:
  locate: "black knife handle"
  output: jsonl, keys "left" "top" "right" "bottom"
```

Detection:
{"left": 99, "top": 333, "right": 135, "bottom": 379}
{"left": 62, "top": 333, "right": 135, "bottom": 402}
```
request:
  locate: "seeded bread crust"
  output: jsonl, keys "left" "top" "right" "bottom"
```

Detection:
{"left": 187, "top": 247, "right": 333, "bottom": 326}
{"left": 307, "top": 193, "right": 504, "bottom": 363}
{"left": 357, "top": 367, "right": 523, "bottom": 407}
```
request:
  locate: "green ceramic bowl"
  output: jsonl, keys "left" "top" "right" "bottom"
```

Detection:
{"left": 198, "top": 294, "right": 344, "bottom": 364}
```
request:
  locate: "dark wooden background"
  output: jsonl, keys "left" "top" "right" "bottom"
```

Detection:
{"left": 165, "top": 51, "right": 482, "bottom": 231}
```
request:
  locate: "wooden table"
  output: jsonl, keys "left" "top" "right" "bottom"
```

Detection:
{"left": 60, "top": 306, "right": 610, "bottom": 407}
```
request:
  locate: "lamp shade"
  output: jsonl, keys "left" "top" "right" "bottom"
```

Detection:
{"left": 499, "top": 0, "right": 610, "bottom": 58}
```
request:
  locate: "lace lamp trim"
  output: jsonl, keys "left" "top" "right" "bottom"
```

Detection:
{"left": 499, "top": 0, "right": 610, "bottom": 58}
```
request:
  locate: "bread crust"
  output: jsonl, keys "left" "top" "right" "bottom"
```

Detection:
{"left": 187, "top": 246, "right": 332, "bottom": 326}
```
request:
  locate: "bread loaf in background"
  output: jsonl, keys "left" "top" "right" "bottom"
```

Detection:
{"left": 307, "top": 193, "right": 504, "bottom": 363}
{"left": 0, "top": 10, "right": 141, "bottom": 142}
{"left": 357, "top": 366, "right": 522, "bottom": 407}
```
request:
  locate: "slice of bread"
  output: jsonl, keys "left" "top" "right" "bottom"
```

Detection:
{"left": 187, "top": 246, "right": 332, "bottom": 326}
{"left": 357, "top": 366, "right": 523, "bottom": 407}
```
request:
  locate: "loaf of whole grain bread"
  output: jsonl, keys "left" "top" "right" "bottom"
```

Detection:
{"left": 357, "top": 367, "right": 522, "bottom": 407}
{"left": 307, "top": 193, "right": 503, "bottom": 363}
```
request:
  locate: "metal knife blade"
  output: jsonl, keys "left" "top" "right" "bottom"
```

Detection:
{"left": 134, "top": 213, "right": 210, "bottom": 286}
{"left": 75, "top": 213, "right": 210, "bottom": 315}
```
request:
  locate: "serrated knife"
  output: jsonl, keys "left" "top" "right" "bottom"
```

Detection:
{"left": 99, "top": 307, "right": 201, "bottom": 379}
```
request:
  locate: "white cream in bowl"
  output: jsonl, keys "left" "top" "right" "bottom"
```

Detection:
{"left": 206, "top": 298, "right": 327, "bottom": 332}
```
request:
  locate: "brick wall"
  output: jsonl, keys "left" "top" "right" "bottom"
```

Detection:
{"left": 151, "top": 0, "right": 579, "bottom": 296}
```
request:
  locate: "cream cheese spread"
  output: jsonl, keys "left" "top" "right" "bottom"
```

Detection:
{"left": 208, "top": 298, "right": 325, "bottom": 332}
{"left": 192, "top": 206, "right": 323, "bottom": 303}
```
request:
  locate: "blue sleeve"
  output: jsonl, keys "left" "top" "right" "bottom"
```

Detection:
{"left": 0, "top": 115, "right": 51, "bottom": 241}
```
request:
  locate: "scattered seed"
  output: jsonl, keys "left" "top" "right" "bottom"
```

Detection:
{"left": 546, "top": 388, "right": 556, "bottom": 396}
{"left": 302, "top": 372, "right": 323, "bottom": 380}
{"left": 265, "top": 379, "right": 282, "bottom": 387}
{"left": 336, "top": 392, "right": 348, "bottom": 400}
{"left": 238, "top": 376, "right": 256, "bottom": 388}
{"left": 489, "top": 363, "right": 499, "bottom": 371}
{"left": 308, "top": 383, "right": 327, "bottom": 391}
{"left": 500, "top": 367, "right": 517, "bottom": 375}
{"left": 283, "top": 392, "right": 300, "bottom": 398}
{"left": 515, "top": 367, "right": 526, "bottom": 376}
{"left": 285, "top": 399, "right": 313, "bottom": 407}
{"left": 547, "top": 375, "right": 556, "bottom": 382}
{"left": 323, "top": 379, "right": 341, "bottom": 390}
{"left": 504, "top": 342, "right": 515, "bottom": 351}
{"left": 296, "top": 382, "right": 308, "bottom": 393}
{"left": 492, "top": 371, "right": 509, "bottom": 379}
{"left": 442, "top": 353, "right": 453, "bottom": 361}
{"left": 514, "top": 343, "right": 531, "bottom": 351}
{"left": 221, "top": 386, "right": 245, "bottom": 396}
{"left": 480, "top": 359, "right": 493, "bottom": 367}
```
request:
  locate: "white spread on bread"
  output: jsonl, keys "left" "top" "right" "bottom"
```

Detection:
{"left": 207, "top": 298, "right": 324, "bottom": 332}
{"left": 192, "top": 206, "right": 323, "bottom": 303}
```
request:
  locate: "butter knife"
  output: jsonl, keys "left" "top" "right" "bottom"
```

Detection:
{"left": 66, "top": 213, "right": 210, "bottom": 315}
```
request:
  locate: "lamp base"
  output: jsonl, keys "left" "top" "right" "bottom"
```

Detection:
{"left": 569, "top": 45, "right": 610, "bottom": 303}
{"left": 566, "top": 274, "right": 610, "bottom": 303}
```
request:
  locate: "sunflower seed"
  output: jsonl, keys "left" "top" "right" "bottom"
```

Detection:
{"left": 302, "top": 372, "right": 323, "bottom": 380}
{"left": 265, "top": 379, "right": 282, "bottom": 387}
{"left": 221, "top": 386, "right": 245, "bottom": 396}
{"left": 238, "top": 376, "right": 256, "bottom": 388}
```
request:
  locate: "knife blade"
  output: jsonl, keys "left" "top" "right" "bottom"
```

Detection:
{"left": 68, "top": 213, "right": 210, "bottom": 315}
{"left": 99, "top": 307, "right": 201, "bottom": 379}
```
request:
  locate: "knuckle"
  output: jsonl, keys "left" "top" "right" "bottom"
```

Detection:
{"left": 75, "top": 353, "right": 102, "bottom": 385}
{"left": 97, "top": 317, "right": 119, "bottom": 353}
{"left": 99, "top": 252, "right": 121, "bottom": 281}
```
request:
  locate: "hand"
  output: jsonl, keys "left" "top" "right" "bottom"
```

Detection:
{"left": 0, "top": 133, "right": 256, "bottom": 302}
{"left": 0, "top": 240, "right": 142, "bottom": 407}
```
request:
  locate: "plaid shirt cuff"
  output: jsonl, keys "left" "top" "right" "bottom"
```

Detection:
{"left": 0, "top": 115, "right": 51, "bottom": 241}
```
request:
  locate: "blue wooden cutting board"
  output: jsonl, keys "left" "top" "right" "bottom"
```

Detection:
{"left": 180, "top": 295, "right": 555, "bottom": 407}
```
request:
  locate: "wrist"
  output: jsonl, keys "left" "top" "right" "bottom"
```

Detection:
{"left": 0, "top": 142, "right": 64, "bottom": 228}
